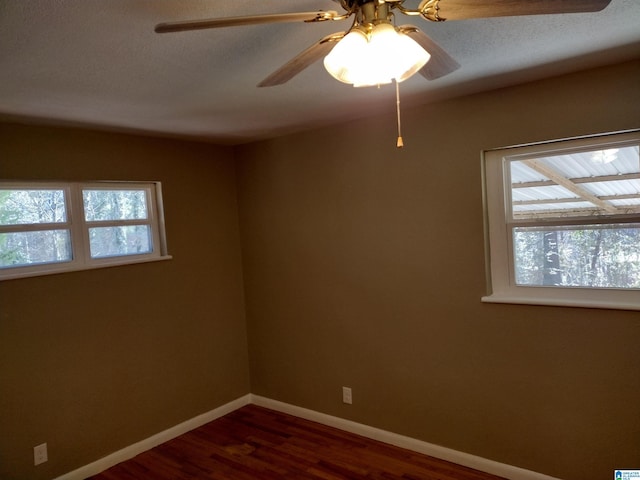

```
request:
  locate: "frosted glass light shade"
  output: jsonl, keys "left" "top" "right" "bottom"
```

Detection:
{"left": 323, "top": 29, "right": 370, "bottom": 85}
{"left": 323, "top": 24, "right": 430, "bottom": 87}
{"left": 393, "top": 31, "right": 431, "bottom": 82}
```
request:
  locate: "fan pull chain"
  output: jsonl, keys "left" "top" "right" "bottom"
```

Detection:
{"left": 395, "top": 80, "right": 404, "bottom": 148}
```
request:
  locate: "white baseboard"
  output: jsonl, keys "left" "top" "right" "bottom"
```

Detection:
{"left": 56, "top": 393, "right": 561, "bottom": 480}
{"left": 54, "top": 394, "right": 252, "bottom": 480}
{"left": 250, "top": 394, "right": 562, "bottom": 480}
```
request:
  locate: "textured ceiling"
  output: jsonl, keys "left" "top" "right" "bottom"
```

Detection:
{"left": 1, "top": 0, "right": 639, "bottom": 145}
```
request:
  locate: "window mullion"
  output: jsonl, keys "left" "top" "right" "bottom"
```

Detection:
{"left": 0, "top": 222, "right": 71, "bottom": 234}
{"left": 85, "top": 219, "right": 152, "bottom": 229}
{"left": 68, "top": 184, "right": 90, "bottom": 266}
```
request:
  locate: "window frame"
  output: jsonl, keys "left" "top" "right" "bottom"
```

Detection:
{"left": 482, "top": 130, "right": 640, "bottom": 311}
{"left": 0, "top": 181, "right": 170, "bottom": 281}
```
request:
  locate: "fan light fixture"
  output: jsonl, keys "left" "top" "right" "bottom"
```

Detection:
{"left": 154, "top": 0, "right": 614, "bottom": 144}
{"left": 324, "top": 23, "right": 431, "bottom": 87}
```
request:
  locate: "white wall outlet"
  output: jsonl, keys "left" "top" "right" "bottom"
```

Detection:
{"left": 342, "top": 386, "right": 353, "bottom": 405}
{"left": 34, "top": 443, "right": 48, "bottom": 466}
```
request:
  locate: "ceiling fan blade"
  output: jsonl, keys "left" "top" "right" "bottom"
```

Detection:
{"left": 398, "top": 26, "right": 460, "bottom": 80}
{"left": 420, "top": 0, "right": 612, "bottom": 21}
{"left": 155, "top": 11, "right": 338, "bottom": 33}
{"left": 258, "top": 33, "right": 345, "bottom": 87}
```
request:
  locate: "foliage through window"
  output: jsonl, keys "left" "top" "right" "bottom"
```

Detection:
{"left": 0, "top": 182, "right": 169, "bottom": 280}
{"left": 483, "top": 131, "right": 640, "bottom": 310}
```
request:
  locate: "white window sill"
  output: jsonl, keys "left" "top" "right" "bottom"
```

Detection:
{"left": 482, "top": 292, "right": 640, "bottom": 311}
{"left": 0, "top": 255, "right": 173, "bottom": 282}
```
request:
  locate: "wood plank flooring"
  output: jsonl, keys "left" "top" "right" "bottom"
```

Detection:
{"left": 88, "top": 404, "right": 506, "bottom": 480}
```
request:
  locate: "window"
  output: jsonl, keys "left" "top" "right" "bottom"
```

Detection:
{"left": 482, "top": 130, "right": 640, "bottom": 310}
{"left": 0, "top": 181, "right": 169, "bottom": 280}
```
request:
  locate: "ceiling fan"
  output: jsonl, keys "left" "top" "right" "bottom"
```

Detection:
{"left": 155, "top": 0, "right": 613, "bottom": 88}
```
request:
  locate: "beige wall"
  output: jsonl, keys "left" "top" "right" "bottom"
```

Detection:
{"left": 0, "top": 125, "right": 250, "bottom": 479}
{"left": 0, "top": 60, "right": 638, "bottom": 480}
{"left": 236, "top": 60, "right": 640, "bottom": 480}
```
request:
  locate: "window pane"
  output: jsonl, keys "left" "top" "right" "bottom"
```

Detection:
{"left": 0, "top": 189, "right": 66, "bottom": 225}
{"left": 513, "top": 224, "right": 640, "bottom": 288}
{"left": 83, "top": 190, "right": 148, "bottom": 222}
{"left": 0, "top": 229, "right": 72, "bottom": 268}
{"left": 88, "top": 225, "right": 152, "bottom": 258}
{"left": 510, "top": 145, "right": 640, "bottom": 220}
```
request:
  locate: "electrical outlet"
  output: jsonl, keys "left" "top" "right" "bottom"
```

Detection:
{"left": 342, "top": 386, "right": 352, "bottom": 405}
{"left": 34, "top": 443, "right": 48, "bottom": 466}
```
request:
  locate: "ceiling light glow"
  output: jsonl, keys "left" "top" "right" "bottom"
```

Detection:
{"left": 324, "top": 24, "right": 430, "bottom": 87}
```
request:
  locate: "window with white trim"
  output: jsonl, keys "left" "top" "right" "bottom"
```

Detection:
{"left": 0, "top": 181, "right": 170, "bottom": 280}
{"left": 482, "top": 131, "right": 640, "bottom": 310}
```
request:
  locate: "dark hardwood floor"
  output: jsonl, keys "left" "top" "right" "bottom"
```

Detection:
{"left": 88, "top": 404, "right": 506, "bottom": 480}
